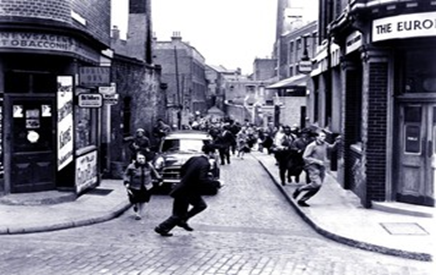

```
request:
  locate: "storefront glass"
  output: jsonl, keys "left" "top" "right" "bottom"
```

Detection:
{"left": 75, "top": 87, "right": 97, "bottom": 151}
{"left": 404, "top": 49, "right": 436, "bottom": 93}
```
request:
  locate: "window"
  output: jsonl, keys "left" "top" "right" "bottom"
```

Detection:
{"left": 402, "top": 49, "right": 436, "bottom": 93}
{"left": 5, "top": 72, "right": 57, "bottom": 93}
{"left": 75, "top": 87, "right": 97, "bottom": 150}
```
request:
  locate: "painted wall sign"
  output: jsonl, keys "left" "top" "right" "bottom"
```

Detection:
{"left": 372, "top": 12, "right": 436, "bottom": 42}
{"left": 79, "top": 66, "right": 111, "bottom": 86}
{"left": 0, "top": 31, "right": 100, "bottom": 63}
{"left": 75, "top": 150, "right": 98, "bottom": 194}
{"left": 57, "top": 76, "right": 74, "bottom": 171}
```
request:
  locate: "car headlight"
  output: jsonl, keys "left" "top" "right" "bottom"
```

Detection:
{"left": 154, "top": 156, "right": 165, "bottom": 170}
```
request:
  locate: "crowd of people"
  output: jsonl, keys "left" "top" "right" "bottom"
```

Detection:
{"left": 123, "top": 116, "right": 340, "bottom": 225}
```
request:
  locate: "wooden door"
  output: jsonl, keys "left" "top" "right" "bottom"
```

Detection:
{"left": 397, "top": 103, "right": 435, "bottom": 206}
{"left": 6, "top": 96, "right": 56, "bottom": 192}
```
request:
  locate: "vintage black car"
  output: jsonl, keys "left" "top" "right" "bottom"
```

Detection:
{"left": 152, "top": 130, "right": 220, "bottom": 194}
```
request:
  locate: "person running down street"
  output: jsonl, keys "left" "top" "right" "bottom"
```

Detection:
{"left": 123, "top": 152, "right": 161, "bottom": 220}
{"left": 154, "top": 143, "right": 221, "bottom": 237}
{"left": 292, "top": 130, "right": 340, "bottom": 207}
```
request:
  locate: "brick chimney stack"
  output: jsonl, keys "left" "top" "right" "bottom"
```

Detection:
{"left": 111, "top": 25, "right": 120, "bottom": 40}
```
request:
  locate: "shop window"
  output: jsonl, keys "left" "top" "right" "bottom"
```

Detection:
{"left": 403, "top": 49, "right": 436, "bottom": 93}
{"left": 4, "top": 72, "right": 56, "bottom": 93}
{"left": 75, "top": 87, "right": 97, "bottom": 151}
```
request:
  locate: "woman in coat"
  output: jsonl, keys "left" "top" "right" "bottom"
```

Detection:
{"left": 123, "top": 152, "right": 161, "bottom": 220}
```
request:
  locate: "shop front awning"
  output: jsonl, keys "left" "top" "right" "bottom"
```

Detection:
{"left": 266, "top": 74, "right": 310, "bottom": 89}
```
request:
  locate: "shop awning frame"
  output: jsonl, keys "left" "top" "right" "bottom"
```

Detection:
{"left": 266, "top": 74, "right": 310, "bottom": 89}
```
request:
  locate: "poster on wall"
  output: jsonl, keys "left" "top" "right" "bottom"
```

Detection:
{"left": 75, "top": 150, "right": 98, "bottom": 194}
{"left": 57, "top": 76, "right": 74, "bottom": 171}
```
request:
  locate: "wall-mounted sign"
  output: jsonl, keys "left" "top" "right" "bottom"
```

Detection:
{"left": 57, "top": 76, "right": 74, "bottom": 171}
{"left": 98, "top": 83, "right": 116, "bottom": 95}
{"left": 78, "top": 93, "right": 103, "bottom": 108}
{"left": 298, "top": 60, "right": 313, "bottom": 74}
{"left": 372, "top": 12, "right": 436, "bottom": 42}
{"left": 79, "top": 66, "right": 111, "bottom": 87}
{"left": 0, "top": 31, "right": 100, "bottom": 63}
{"left": 103, "top": 93, "right": 119, "bottom": 105}
{"left": 75, "top": 150, "right": 98, "bottom": 194}
{"left": 346, "top": 31, "right": 362, "bottom": 54}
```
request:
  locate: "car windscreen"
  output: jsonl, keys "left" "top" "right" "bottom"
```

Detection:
{"left": 162, "top": 139, "right": 205, "bottom": 153}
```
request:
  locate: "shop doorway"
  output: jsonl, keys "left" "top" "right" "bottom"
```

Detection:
{"left": 4, "top": 95, "right": 56, "bottom": 192}
{"left": 397, "top": 103, "right": 435, "bottom": 206}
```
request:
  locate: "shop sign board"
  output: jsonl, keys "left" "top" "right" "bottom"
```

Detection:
{"left": 79, "top": 66, "right": 111, "bottom": 86}
{"left": 98, "top": 83, "right": 116, "bottom": 95}
{"left": 298, "top": 60, "right": 313, "bottom": 74}
{"left": 372, "top": 11, "right": 436, "bottom": 42}
{"left": 0, "top": 31, "right": 100, "bottom": 63}
{"left": 75, "top": 150, "right": 98, "bottom": 194}
{"left": 78, "top": 93, "right": 103, "bottom": 108}
{"left": 346, "top": 31, "right": 362, "bottom": 54}
{"left": 103, "top": 93, "right": 119, "bottom": 105}
{"left": 57, "top": 76, "right": 74, "bottom": 171}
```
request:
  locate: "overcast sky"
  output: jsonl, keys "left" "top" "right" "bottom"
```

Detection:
{"left": 111, "top": 0, "right": 277, "bottom": 74}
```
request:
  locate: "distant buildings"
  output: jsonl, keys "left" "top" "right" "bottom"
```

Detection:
{"left": 153, "top": 32, "right": 208, "bottom": 127}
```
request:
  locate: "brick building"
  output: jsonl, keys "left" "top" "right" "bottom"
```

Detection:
{"left": 153, "top": 32, "right": 208, "bottom": 128}
{"left": 310, "top": 0, "right": 435, "bottom": 208}
{"left": 109, "top": 0, "right": 164, "bottom": 178}
{"left": 0, "top": 0, "right": 113, "bottom": 195}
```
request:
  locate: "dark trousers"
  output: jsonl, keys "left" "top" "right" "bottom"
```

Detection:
{"left": 158, "top": 194, "right": 207, "bottom": 232}
{"left": 297, "top": 164, "right": 325, "bottom": 202}
{"left": 219, "top": 147, "right": 231, "bottom": 165}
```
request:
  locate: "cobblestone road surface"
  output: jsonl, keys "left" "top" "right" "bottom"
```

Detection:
{"left": 0, "top": 154, "right": 433, "bottom": 275}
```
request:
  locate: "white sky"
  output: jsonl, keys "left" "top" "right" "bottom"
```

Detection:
{"left": 111, "top": 0, "right": 277, "bottom": 74}
{"left": 111, "top": 0, "right": 318, "bottom": 75}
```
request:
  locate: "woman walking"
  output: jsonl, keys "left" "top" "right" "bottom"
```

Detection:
{"left": 123, "top": 152, "right": 161, "bottom": 220}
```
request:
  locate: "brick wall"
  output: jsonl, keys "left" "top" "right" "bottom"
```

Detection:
{"left": 109, "top": 56, "right": 164, "bottom": 166}
{"left": 366, "top": 62, "right": 388, "bottom": 202}
{"left": 0, "top": 0, "right": 110, "bottom": 46}
{"left": 71, "top": 0, "right": 110, "bottom": 45}
{"left": 0, "top": 0, "right": 70, "bottom": 22}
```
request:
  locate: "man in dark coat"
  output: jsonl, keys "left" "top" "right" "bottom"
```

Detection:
{"left": 154, "top": 143, "right": 220, "bottom": 237}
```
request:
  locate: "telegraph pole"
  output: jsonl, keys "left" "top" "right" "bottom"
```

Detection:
{"left": 174, "top": 45, "right": 182, "bottom": 129}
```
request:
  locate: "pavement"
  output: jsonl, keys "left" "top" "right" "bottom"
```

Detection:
{"left": 0, "top": 152, "right": 434, "bottom": 262}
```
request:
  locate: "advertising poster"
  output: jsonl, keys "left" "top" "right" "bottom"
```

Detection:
{"left": 75, "top": 150, "right": 98, "bottom": 194}
{"left": 57, "top": 76, "right": 74, "bottom": 170}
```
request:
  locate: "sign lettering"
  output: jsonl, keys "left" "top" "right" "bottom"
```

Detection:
{"left": 373, "top": 12, "right": 436, "bottom": 42}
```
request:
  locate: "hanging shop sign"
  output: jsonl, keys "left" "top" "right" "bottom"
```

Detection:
{"left": 79, "top": 66, "right": 111, "bottom": 87}
{"left": 78, "top": 93, "right": 103, "bottom": 108}
{"left": 346, "top": 31, "right": 362, "bottom": 54}
{"left": 372, "top": 11, "right": 436, "bottom": 42}
{"left": 298, "top": 60, "right": 313, "bottom": 74}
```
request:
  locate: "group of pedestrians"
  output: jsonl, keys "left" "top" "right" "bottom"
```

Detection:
{"left": 123, "top": 115, "right": 340, "bottom": 238}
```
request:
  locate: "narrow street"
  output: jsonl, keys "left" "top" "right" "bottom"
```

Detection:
{"left": 0, "top": 154, "right": 432, "bottom": 275}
